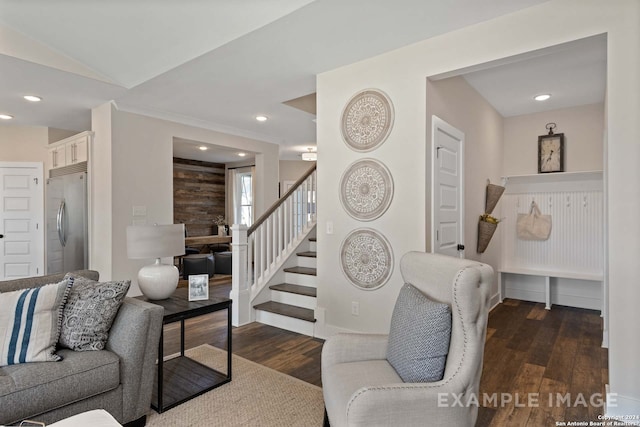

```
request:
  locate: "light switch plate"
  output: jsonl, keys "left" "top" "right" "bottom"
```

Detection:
{"left": 351, "top": 301, "right": 359, "bottom": 316}
{"left": 326, "top": 221, "right": 334, "bottom": 235}
{"left": 133, "top": 205, "right": 147, "bottom": 217}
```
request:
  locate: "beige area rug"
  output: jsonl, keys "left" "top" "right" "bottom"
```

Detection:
{"left": 146, "top": 344, "right": 324, "bottom": 427}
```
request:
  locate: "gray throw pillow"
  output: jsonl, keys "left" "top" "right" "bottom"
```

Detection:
{"left": 386, "top": 283, "right": 452, "bottom": 382}
{"left": 59, "top": 275, "right": 130, "bottom": 351}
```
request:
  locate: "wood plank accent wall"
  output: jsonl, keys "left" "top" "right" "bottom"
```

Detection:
{"left": 173, "top": 157, "right": 226, "bottom": 237}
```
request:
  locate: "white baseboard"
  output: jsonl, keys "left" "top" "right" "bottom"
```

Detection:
{"left": 606, "top": 388, "right": 640, "bottom": 425}
{"left": 505, "top": 288, "right": 545, "bottom": 303}
{"left": 489, "top": 292, "right": 501, "bottom": 312}
{"left": 313, "top": 306, "right": 358, "bottom": 340}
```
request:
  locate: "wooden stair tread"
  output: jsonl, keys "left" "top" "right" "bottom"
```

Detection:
{"left": 296, "top": 251, "right": 317, "bottom": 258}
{"left": 283, "top": 266, "right": 316, "bottom": 276}
{"left": 254, "top": 301, "right": 316, "bottom": 322}
{"left": 270, "top": 283, "right": 317, "bottom": 297}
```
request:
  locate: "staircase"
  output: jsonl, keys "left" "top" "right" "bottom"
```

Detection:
{"left": 231, "top": 165, "right": 317, "bottom": 335}
{"left": 254, "top": 237, "right": 317, "bottom": 336}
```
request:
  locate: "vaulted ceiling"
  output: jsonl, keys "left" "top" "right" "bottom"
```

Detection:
{"left": 0, "top": 0, "right": 604, "bottom": 161}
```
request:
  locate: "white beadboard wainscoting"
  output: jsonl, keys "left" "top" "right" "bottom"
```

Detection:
{"left": 498, "top": 171, "right": 604, "bottom": 313}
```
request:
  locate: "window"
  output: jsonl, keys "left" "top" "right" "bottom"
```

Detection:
{"left": 235, "top": 170, "right": 253, "bottom": 226}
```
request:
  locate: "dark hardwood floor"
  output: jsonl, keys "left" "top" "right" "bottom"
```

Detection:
{"left": 162, "top": 281, "right": 323, "bottom": 387}
{"left": 162, "top": 282, "right": 607, "bottom": 425}
{"left": 479, "top": 299, "right": 607, "bottom": 426}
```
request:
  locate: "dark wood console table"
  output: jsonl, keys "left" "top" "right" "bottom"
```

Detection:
{"left": 137, "top": 287, "right": 232, "bottom": 413}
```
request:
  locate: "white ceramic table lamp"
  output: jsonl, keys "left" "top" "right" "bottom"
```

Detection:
{"left": 126, "top": 224, "right": 185, "bottom": 300}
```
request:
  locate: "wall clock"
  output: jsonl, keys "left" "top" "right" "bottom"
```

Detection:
{"left": 538, "top": 131, "right": 564, "bottom": 173}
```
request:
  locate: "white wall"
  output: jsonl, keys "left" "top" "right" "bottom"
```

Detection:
{"left": 316, "top": 72, "right": 427, "bottom": 336}
{"left": 503, "top": 103, "right": 604, "bottom": 175}
{"left": 426, "top": 76, "right": 504, "bottom": 304}
{"left": 0, "top": 125, "right": 48, "bottom": 164}
{"left": 317, "top": 0, "right": 640, "bottom": 415}
{"left": 91, "top": 105, "right": 280, "bottom": 296}
{"left": 90, "top": 103, "right": 114, "bottom": 280}
{"left": 606, "top": 0, "right": 640, "bottom": 415}
{"left": 279, "top": 160, "right": 314, "bottom": 194}
{"left": 48, "top": 127, "right": 80, "bottom": 144}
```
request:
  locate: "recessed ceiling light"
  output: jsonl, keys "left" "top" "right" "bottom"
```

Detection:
{"left": 199, "top": 146, "right": 208, "bottom": 151}
{"left": 24, "top": 95, "right": 42, "bottom": 102}
{"left": 534, "top": 94, "right": 551, "bottom": 101}
{"left": 255, "top": 115, "right": 268, "bottom": 122}
{"left": 238, "top": 152, "right": 247, "bottom": 157}
{"left": 0, "top": 114, "right": 13, "bottom": 120}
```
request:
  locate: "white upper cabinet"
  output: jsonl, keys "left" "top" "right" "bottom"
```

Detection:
{"left": 48, "top": 144, "right": 66, "bottom": 169}
{"left": 47, "top": 131, "right": 93, "bottom": 170}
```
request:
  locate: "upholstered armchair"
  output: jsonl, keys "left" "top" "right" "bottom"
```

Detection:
{"left": 322, "top": 252, "right": 494, "bottom": 427}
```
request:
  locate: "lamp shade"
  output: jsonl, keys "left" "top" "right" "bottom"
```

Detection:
{"left": 126, "top": 224, "right": 185, "bottom": 259}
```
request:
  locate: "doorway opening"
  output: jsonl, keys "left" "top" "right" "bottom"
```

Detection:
{"left": 426, "top": 34, "right": 608, "bottom": 346}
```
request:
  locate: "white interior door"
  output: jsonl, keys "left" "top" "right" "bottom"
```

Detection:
{"left": 431, "top": 116, "right": 465, "bottom": 258}
{"left": 0, "top": 162, "right": 44, "bottom": 279}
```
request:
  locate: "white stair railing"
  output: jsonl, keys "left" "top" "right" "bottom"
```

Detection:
{"left": 231, "top": 165, "right": 317, "bottom": 326}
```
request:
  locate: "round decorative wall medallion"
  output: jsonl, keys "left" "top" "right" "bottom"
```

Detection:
{"left": 341, "top": 89, "right": 394, "bottom": 152}
{"left": 340, "top": 228, "right": 394, "bottom": 290}
{"left": 340, "top": 159, "right": 394, "bottom": 221}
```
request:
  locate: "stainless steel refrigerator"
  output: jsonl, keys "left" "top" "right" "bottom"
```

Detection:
{"left": 46, "top": 172, "right": 88, "bottom": 274}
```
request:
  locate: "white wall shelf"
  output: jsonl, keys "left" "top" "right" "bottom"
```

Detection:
{"left": 502, "top": 170, "right": 603, "bottom": 183}
{"left": 501, "top": 171, "right": 603, "bottom": 194}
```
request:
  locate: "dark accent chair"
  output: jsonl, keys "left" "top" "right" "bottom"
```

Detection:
{"left": 184, "top": 227, "right": 200, "bottom": 256}
{"left": 183, "top": 253, "right": 215, "bottom": 279}
{"left": 214, "top": 251, "right": 232, "bottom": 275}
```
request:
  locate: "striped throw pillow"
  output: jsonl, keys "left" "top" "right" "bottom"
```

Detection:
{"left": 0, "top": 279, "right": 72, "bottom": 366}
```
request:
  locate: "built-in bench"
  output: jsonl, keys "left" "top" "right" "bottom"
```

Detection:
{"left": 499, "top": 267, "right": 603, "bottom": 313}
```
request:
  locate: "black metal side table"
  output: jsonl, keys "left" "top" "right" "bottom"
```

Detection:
{"left": 137, "top": 287, "right": 232, "bottom": 413}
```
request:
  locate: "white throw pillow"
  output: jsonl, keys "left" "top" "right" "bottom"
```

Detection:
{"left": 0, "top": 279, "right": 72, "bottom": 366}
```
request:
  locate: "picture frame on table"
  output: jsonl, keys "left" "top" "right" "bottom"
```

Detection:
{"left": 538, "top": 133, "right": 565, "bottom": 173}
{"left": 188, "top": 274, "right": 209, "bottom": 301}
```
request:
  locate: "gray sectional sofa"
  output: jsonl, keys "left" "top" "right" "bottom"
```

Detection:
{"left": 0, "top": 270, "right": 164, "bottom": 426}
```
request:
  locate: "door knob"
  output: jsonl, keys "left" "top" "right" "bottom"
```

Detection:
{"left": 0, "top": 234, "right": 4, "bottom": 238}
{"left": 457, "top": 244, "right": 465, "bottom": 251}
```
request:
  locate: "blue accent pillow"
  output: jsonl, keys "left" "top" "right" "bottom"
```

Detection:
{"left": 0, "top": 279, "right": 72, "bottom": 366}
{"left": 386, "top": 283, "right": 452, "bottom": 382}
